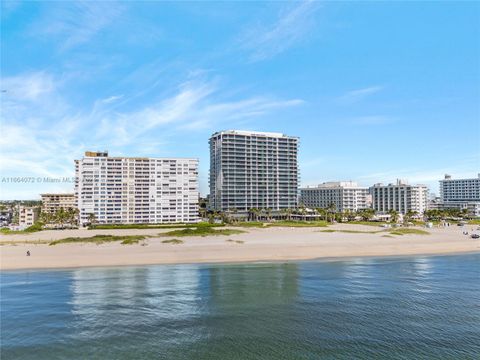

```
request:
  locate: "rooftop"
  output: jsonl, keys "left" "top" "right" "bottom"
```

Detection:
{"left": 81, "top": 151, "right": 198, "bottom": 161}
{"left": 211, "top": 130, "right": 297, "bottom": 139}
{"left": 301, "top": 181, "right": 365, "bottom": 189}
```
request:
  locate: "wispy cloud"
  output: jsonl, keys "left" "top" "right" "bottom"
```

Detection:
{"left": 337, "top": 85, "right": 383, "bottom": 104}
{"left": 238, "top": 0, "right": 319, "bottom": 62}
{"left": 100, "top": 95, "right": 124, "bottom": 104}
{"left": 30, "top": 1, "right": 125, "bottom": 50}
{"left": 0, "top": 70, "right": 305, "bottom": 198}
{"left": 95, "top": 78, "right": 304, "bottom": 146}
{"left": 1, "top": 72, "right": 56, "bottom": 102}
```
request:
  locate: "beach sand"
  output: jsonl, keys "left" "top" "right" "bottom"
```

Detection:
{"left": 1, "top": 224, "right": 479, "bottom": 270}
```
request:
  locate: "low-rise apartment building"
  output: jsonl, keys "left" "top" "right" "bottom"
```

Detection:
{"left": 75, "top": 151, "right": 199, "bottom": 225}
{"left": 18, "top": 206, "right": 39, "bottom": 229}
{"left": 300, "top": 181, "right": 369, "bottom": 212}
{"left": 370, "top": 179, "right": 428, "bottom": 215}
{"left": 41, "top": 193, "right": 76, "bottom": 214}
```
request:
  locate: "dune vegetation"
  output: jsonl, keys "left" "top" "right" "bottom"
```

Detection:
{"left": 49, "top": 235, "right": 149, "bottom": 246}
{"left": 159, "top": 227, "right": 245, "bottom": 237}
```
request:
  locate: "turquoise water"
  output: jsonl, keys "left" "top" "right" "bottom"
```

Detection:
{"left": 1, "top": 254, "right": 479, "bottom": 359}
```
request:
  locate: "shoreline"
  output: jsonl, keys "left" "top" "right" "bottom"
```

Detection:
{"left": 2, "top": 250, "right": 479, "bottom": 273}
{"left": 1, "top": 224, "right": 479, "bottom": 271}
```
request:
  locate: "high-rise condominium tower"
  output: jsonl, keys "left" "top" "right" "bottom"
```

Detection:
{"left": 75, "top": 151, "right": 199, "bottom": 225}
{"left": 209, "top": 130, "right": 299, "bottom": 212}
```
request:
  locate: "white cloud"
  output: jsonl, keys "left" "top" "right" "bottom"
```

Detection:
{"left": 337, "top": 85, "right": 383, "bottom": 103}
{"left": 94, "top": 78, "right": 304, "bottom": 147}
{"left": 1, "top": 72, "right": 56, "bottom": 101}
{"left": 101, "top": 95, "right": 124, "bottom": 104}
{"left": 31, "top": 1, "right": 125, "bottom": 50}
{"left": 238, "top": 0, "right": 319, "bottom": 62}
{"left": 0, "top": 70, "right": 305, "bottom": 199}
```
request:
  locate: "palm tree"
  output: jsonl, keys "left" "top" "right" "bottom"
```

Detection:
{"left": 327, "top": 203, "right": 337, "bottom": 223}
{"left": 208, "top": 212, "right": 215, "bottom": 224}
{"left": 388, "top": 209, "right": 399, "bottom": 223}
{"left": 199, "top": 207, "right": 207, "bottom": 221}
{"left": 87, "top": 213, "right": 97, "bottom": 226}
{"left": 316, "top": 208, "right": 327, "bottom": 221}
{"left": 266, "top": 208, "right": 272, "bottom": 222}
{"left": 404, "top": 210, "right": 417, "bottom": 225}
{"left": 248, "top": 208, "right": 259, "bottom": 221}
{"left": 285, "top": 208, "right": 293, "bottom": 221}
{"left": 65, "top": 207, "right": 79, "bottom": 227}
{"left": 231, "top": 207, "right": 238, "bottom": 223}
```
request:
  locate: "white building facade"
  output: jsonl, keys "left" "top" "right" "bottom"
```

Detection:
{"left": 18, "top": 206, "right": 39, "bottom": 229}
{"left": 209, "top": 130, "right": 299, "bottom": 212}
{"left": 75, "top": 151, "right": 199, "bottom": 225}
{"left": 438, "top": 174, "right": 480, "bottom": 217}
{"left": 300, "top": 181, "right": 369, "bottom": 212}
{"left": 370, "top": 179, "right": 428, "bottom": 215}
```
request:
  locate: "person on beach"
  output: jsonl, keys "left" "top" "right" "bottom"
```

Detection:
{"left": 26, "top": 250, "right": 30, "bottom": 256}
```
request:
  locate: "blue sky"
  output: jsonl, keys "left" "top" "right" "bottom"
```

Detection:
{"left": 1, "top": 0, "right": 479, "bottom": 199}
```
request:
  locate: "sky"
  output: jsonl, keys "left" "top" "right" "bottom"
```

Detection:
{"left": 1, "top": 0, "right": 479, "bottom": 200}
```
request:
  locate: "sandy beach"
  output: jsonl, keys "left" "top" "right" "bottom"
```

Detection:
{"left": 1, "top": 224, "right": 479, "bottom": 270}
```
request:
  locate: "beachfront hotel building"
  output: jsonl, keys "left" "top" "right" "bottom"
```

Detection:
{"left": 75, "top": 151, "right": 199, "bottom": 225}
{"left": 209, "top": 130, "right": 299, "bottom": 212}
{"left": 41, "top": 193, "right": 76, "bottom": 214}
{"left": 370, "top": 179, "right": 428, "bottom": 215}
{"left": 300, "top": 181, "right": 369, "bottom": 212}
{"left": 437, "top": 174, "right": 480, "bottom": 217}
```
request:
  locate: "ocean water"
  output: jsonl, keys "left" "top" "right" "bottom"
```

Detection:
{"left": 1, "top": 254, "right": 479, "bottom": 359}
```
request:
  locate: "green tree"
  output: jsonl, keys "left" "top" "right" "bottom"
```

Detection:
{"left": 388, "top": 209, "right": 399, "bottom": 223}
{"left": 404, "top": 210, "right": 417, "bottom": 224}
{"left": 87, "top": 213, "right": 97, "bottom": 226}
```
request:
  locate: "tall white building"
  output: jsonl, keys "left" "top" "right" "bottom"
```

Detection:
{"left": 209, "top": 130, "right": 299, "bottom": 212}
{"left": 300, "top": 181, "right": 369, "bottom": 212}
{"left": 75, "top": 151, "right": 199, "bottom": 225}
{"left": 370, "top": 179, "right": 428, "bottom": 215}
{"left": 438, "top": 174, "right": 480, "bottom": 217}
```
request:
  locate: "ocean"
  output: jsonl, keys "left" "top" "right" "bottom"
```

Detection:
{"left": 1, "top": 253, "right": 479, "bottom": 359}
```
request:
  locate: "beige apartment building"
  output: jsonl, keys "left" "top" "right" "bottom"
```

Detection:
{"left": 18, "top": 206, "right": 39, "bottom": 229}
{"left": 41, "top": 193, "right": 76, "bottom": 214}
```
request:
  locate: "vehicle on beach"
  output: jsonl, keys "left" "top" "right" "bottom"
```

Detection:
{"left": 471, "top": 234, "right": 480, "bottom": 239}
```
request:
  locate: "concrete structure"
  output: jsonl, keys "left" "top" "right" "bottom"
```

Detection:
{"left": 75, "top": 151, "right": 199, "bottom": 225}
{"left": 41, "top": 193, "right": 76, "bottom": 214}
{"left": 300, "top": 181, "right": 369, "bottom": 212}
{"left": 209, "top": 130, "right": 299, "bottom": 212}
{"left": 437, "top": 174, "right": 480, "bottom": 217}
{"left": 370, "top": 179, "right": 428, "bottom": 215}
{"left": 18, "top": 206, "right": 39, "bottom": 229}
